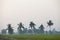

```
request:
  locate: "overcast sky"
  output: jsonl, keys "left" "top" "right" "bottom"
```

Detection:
{"left": 0, "top": 0, "right": 60, "bottom": 32}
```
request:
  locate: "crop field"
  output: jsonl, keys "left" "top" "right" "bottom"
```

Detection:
{"left": 0, "top": 34, "right": 60, "bottom": 40}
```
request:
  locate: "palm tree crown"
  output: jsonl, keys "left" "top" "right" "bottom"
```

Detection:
{"left": 29, "top": 21, "right": 36, "bottom": 29}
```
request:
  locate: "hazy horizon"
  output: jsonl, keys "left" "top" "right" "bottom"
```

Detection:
{"left": 0, "top": 0, "right": 60, "bottom": 32}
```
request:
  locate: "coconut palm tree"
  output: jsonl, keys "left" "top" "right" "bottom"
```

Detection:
{"left": 7, "top": 24, "right": 13, "bottom": 34}
{"left": 47, "top": 20, "right": 53, "bottom": 33}
{"left": 29, "top": 21, "right": 36, "bottom": 34}
{"left": 17, "top": 22, "right": 24, "bottom": 34}
{"left": 39, "top": 24, "right": 44, "bottom": 34}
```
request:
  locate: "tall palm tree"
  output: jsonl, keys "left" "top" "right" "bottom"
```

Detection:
{"left": 29, "top": 21, "right": 36, "bottom": 34}
{"left": 47, "top": 20, "right": 53, "bottom": 32}
{"left": 18, "top": 22, "right": 24, "bottom": 34}
{"left": 7, "top": 24, "right": 13, "bottom": 34}
{"left": 39, "top": 24, "right": 44, "bottom": 34}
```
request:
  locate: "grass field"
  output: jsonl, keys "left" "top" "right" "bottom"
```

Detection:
{"left": 0, "top": 34, "right": 60, "bottom": 40}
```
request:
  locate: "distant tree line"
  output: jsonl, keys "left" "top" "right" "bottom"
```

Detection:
{"left": 1, "top": 20, "right": 54, "bottom": 35}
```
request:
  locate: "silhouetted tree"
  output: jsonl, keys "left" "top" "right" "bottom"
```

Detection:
{"left": 28, "top": 21, "right": 36, "bottom": 34}
{"left": 7, "top": 24, "right": 13, "bottom": 34}
{"left": 47, "top": 20, "right": 53, "bottom": 32}
{"left": 17, "top": 22, "right": 24, "bottom": 34}
{"left": 39, "top": 24, "right": 44, "bottom": 34}
{"left": 29, "top": 21, "right": 36, "bottom": 29}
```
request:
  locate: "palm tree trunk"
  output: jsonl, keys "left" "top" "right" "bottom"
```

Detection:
{"left": 49, "top": 26, "right": 51, "bottom": 31}
{"left": 49, "top": 26, "right": 51, "bottom": 34}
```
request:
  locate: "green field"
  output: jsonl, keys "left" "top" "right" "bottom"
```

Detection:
{"left": 0, "top": 34, "right": 60, "bottom": 40}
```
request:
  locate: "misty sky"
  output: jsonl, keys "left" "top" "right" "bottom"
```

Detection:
{"left": 0, "top": 0, "right": 60, "bottom": 32}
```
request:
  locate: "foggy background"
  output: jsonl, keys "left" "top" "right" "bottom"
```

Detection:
{"left": 0, "top": 0, "right": 60, "bottom": 32}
